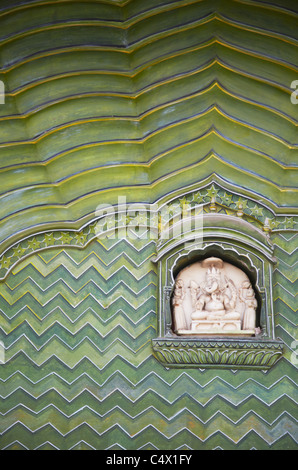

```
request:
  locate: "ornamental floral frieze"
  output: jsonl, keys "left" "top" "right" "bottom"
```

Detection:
{"left": 0, "top": 182, "right": 297, "bottom": 280}
{"left": 158, "top": 183, "right": 298, "bottom": 234}
{"left": 0, "top": 227, "right": 95, "bottom": 280}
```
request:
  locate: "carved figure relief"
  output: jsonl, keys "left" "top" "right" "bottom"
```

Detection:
{"left": 239, "top": 280, "right": 258, "bottom": 331}
{"left": 172, "top": 257, "right": 258, "bottom": 336}
{"left": 172, "top": 279, "right": 186, "bottom": 331}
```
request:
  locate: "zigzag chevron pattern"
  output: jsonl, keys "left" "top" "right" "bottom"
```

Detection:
{"left": 0, "top": 236, "right": 297, "bottom": 450}
{"left": 0, "top": 0, "right": 297, "bottom": 252}
{"left": 272, "top": 234, "right": 298, "bottom": 359}
{"left": 0, "top": 0, "right": 297, "bottom": 451}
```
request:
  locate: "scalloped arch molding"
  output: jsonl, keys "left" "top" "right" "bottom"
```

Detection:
{"left": 0, "top": 0, "right": 297, "bottom": 450}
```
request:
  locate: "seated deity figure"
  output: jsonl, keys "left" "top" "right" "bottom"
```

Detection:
{"left": 192, "top": 259, "right": 241, "bottom": 321}
{"left": 172, "top": 256, "right": 257, "bottom": 336}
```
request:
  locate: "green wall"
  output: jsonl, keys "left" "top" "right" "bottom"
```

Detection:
{"left": 0, "top": 0, "right": 297, "bottom": 450}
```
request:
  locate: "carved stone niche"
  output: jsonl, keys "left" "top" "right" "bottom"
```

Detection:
{"left": 172, "top": 257, "right": 258, "bottom": 337}
{"left": 151, "top": 211, "right": 284, "bottom": 370}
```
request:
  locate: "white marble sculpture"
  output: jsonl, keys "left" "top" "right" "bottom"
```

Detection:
{"left": 172, "top": 257, "right": 258, "bottom": 336}
{"left": 239, "top": 280, "right": 258, "bottom": 331}
{"left": 172, "top": 279, "right": 186, "bottom": 331}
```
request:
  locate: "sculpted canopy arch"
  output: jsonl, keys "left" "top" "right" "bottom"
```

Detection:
{"left": 171, "top": 243, "right": 261, "bottom": 290}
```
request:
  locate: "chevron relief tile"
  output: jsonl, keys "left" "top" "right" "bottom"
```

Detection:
{"left": 0, "top": 0, "right": 298, "bottom": 451}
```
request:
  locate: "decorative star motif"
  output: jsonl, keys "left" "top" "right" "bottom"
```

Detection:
{"left": 192, "top": 192, "right": 205, "bottom": 204}
{"left": 115, "top": 213, "right": 126, "bottom": 227}
{"left": 249, "top": 205, "right": 264, "bottom": 217}
{"left": 220, "top": 192, "right": 233, "bottom": 206}
{"left": 27, "top": 238, "right": 41, "bottom": 251}
{"left": 267, "top": 218, "right": 280, "bottom": 230}
{"left": 94, "top": 218, "right": 109, "bottom": 238}
{"left": 130, "top": 213, "right": 148, "bottom": 226}
{"left": 75, "top": 231, "right": 87, "bottom": 244}
{"left": 234, "top": 197, "right": 248, "bottom": 210}
{"left": 284, "top": 217, "right": 295, "bottom": 229}
{"left": 206, "top": 184, "right": 219, "bottom": 200}
{"left": 179, "top": 196, "right": 191, "bottom": 208}
{"left": 0, "top": 256, "right": 11, "bottom": 270}
{"left": 12, "top": 244, "right": 26, "bottom": 258}
{"left": 44, "top": 233, "right": 56, "bottom": 246}
{"left": 88, "top": 223, "right": 97, "bottom": 235}
{"left": 60, "top": 232, "right": 73, "bottom": 244}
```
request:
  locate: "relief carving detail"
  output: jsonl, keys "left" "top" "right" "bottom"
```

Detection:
{"left": 172, "top": 257, "right": 258, "bottom": 336}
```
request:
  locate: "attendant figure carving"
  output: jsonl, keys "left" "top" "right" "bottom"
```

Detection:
{"left": 239, "top": 280, "right": 257, "bottom": 330}
{"left": 172, "top": 279, "right": 186, "bottom": 331}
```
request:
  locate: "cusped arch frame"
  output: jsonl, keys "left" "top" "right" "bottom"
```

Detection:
{"left": 151, "top": 181, "right": 285, "bottom": 370}
{"left": 154, "top": 216, "right": 275, "bottom": 338}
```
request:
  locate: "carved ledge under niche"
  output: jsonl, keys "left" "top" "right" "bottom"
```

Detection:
{"left": 152, "top": 337, "right": 284, "bottom": 370}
